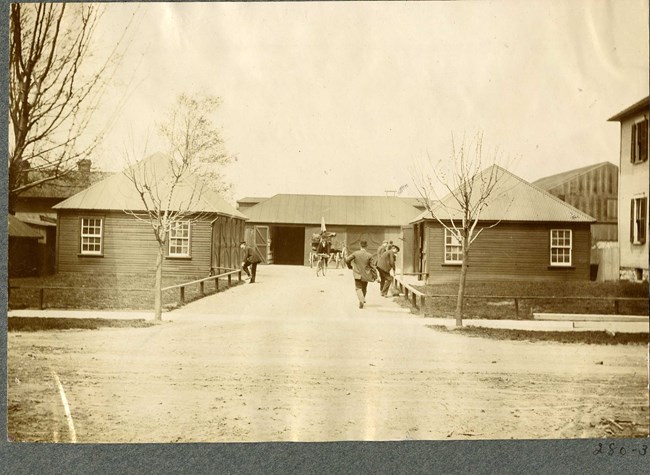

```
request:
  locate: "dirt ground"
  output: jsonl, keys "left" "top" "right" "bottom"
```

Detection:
{"left": 7, "top": 265, "right": 649, "bottom": 442}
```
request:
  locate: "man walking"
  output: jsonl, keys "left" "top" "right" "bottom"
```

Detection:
{"left": 377, "top": 244, "right": 399, "bottom": 297}
{"left": 345, "top": 240, "right": 376, "bottom": 309}
{"left": 240, "top": 241, "right": 262, "bottom": 283}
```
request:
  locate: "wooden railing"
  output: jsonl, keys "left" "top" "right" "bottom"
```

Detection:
{"left": 161, "top": 268, "right": 242, "bottom": 304}
{"left": 8, "top": 268, "right": 243, "bottom": 310}
{"left": 390, "top": 278, "right": 648, "bottom": 318}
{"left": 393, "top": 275, "right": 427, "bottom": 310}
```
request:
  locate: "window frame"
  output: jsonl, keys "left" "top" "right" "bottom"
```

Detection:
{"left": 630, "top": 197, "right": 647, "bottom": 245}
{"left": 549, "top": 229, "right": 572, "bottom": 267}
{"left": 79, "top": 216, "right": 104, "bottom": 256}
{"left": 443, "top": 228, "right": 463, "bottom": 265}
{"left": 631, "top": 117, "right": 648, "bottom": 164}
{"left": 168, "top": 220, "right": 192, "bottom": 258}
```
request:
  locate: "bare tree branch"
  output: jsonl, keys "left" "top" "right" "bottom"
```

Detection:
{"left": 8, "top": 3, "right": 136, "bottom": 212}
{"left": 411, "top": 131, "right": 515, "bottom": 326}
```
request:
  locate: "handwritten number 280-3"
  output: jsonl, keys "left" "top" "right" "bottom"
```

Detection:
{"left": 593, "top": 443, "right": 647, "bottom": 456}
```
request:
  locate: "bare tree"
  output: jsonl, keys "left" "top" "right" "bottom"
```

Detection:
{"left": 123, "top": 93, "right": 235, "bottom": 321}
{"left": 8, "top": 3, "right": 133, "bottom": 213}
{"left": 412, "top": 132, "right": 514, "bottom": 327}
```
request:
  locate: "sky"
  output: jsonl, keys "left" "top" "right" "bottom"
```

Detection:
{"left": 85, "top": 0, "right": 648, "bottom": 203}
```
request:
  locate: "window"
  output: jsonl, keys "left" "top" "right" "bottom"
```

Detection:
{"left": 80, "top": 217, "right": 103, "bottom": 255}
{"left": 630, "top": 197, "right": 647, "bottom": 244}
{"left": 169, "top": 221, "right": 191, "bottom": 257}
{"left": 550, "top": 229, "right": 572, "bottom": 266}
{"left": 631, "top": 118, "right": 648, "bottom": 164}
{"left": 444, "top": 228, "right": 462, "bottom": 264}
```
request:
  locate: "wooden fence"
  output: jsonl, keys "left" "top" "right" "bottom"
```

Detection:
{"left": 161, "top": 268, "right": 242, "bottom": 304}
{"left": 392, "top": 275, "right": 648, "bottom": 318}
{"left": 9, "top": 268, "right": 242, "bottom": 310}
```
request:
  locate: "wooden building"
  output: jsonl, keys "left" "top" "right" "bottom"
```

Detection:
{"left": 238, "top": 194, "right": 422, "bottom": 267}
{"left": 53, "top": 153, "right": 247, "bottom": 277}
{"left": 12, "top": 159, "right": 111, "bottom": 275}
{"left": 533, "top": 162, "right": 619, "bottom": 281}
{"left": 410, "top": 166, "right": 595, "bottom": 284}
{"left": 8, "top": 214, "right": 42, "bottom": 277}
{"left": 608, "top": 96, "right": 649, "bottom": 282}
{"left": 533, "top": 162, "right": 618, "bottom": 243}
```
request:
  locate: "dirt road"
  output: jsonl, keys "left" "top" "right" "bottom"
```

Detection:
{"left": 7, "top": 265, "right": 649, "bottom": 442}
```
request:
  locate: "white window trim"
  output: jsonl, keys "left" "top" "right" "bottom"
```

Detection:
{"left": 631, "top": 117, "right": 649, "bottom": 164}
{"left": 80, "top": 217, "right": 103, "bottom": 255}
{"left": 444, "top": 228, "right": 463, "bottom": 264}
{"left": 168, "top": 221, "right": 191, "bottom": 257}
{"left": 550, "top": 229, "right": 572, "bottom": 267}
{"left": 631, "top": 197, "right": 647, "bottom": 245}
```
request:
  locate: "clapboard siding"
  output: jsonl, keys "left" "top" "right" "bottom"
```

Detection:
{"left": 426, "top": 222, "right": 591, "bottom": 284}
{"left": 57, "top": 210, "right": 214, "bottom": 276}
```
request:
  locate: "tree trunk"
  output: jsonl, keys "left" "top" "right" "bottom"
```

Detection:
{"left": 154, "top": 244, "right": 164, "bottom": 321}
{"left": 455, "top": 242, "right": 470, "bottom": 327}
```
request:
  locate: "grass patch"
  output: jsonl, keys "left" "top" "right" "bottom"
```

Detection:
{"left": 8, "top": 272, "right": 244, "bottom": 311}
{"left": 412, "top": 281, "right": 649, "bottom": 319}
{"left": 8, "top": 317, "right": 155, "bottom": 332}
{"left": 427, "top": 324, "right": 649, "bottom": 345}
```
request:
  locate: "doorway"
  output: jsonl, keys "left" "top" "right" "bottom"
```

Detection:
{"left": 271, "top": 226, "right": 305, "bottom": 265}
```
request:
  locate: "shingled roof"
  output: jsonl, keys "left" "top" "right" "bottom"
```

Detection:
{"left": 411, "top": 165, "right": 596, "bottom": 223}
{"left": 242, "top": 194, "right": 422, "bottom": 227}
{"left": 53, "top": 153, "right": 246, "bottom": 220}
{"left": 18, "top": 165, "right": 112, "bottom": 199}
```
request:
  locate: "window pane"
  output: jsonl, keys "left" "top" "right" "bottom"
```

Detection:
{"left": 169, "top": 221, "right": 190, "bottom": 256}
{"left": 550, "top": 229, "right": 571, "bottom": 265}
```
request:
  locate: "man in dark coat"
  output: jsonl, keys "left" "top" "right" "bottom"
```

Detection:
{"left": 344, "top": 240, "right": 376, "bottom": 309}
{"left": 240, "top": 241, "right": 262, "bottom": 283}
{"left": 377, "top": 244, "right": 399, "bottom": 297}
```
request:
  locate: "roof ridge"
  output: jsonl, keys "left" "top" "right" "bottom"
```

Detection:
{"left": 515, "top": 170, "right": 597, "bottom": 221}
{"left": 411, "top": 164, "right": 596, "bottom": 223}
{"left": 533, "top": 161, "right": 617, "bottom": 187}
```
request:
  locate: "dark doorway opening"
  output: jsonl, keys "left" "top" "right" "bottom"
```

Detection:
{"left": 272, "top": 226, "right": 305, "bottom": 265}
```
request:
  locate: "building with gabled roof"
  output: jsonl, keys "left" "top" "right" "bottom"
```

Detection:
{"left": 533, "top": 161, "right": 618, "bottom": 242}
{"left": 11, "top": 159, "right": 112, "bottom": 275}
{"left": 53, "top": 153, "right": 247, "bottom": 277}
{"left": 533, "top": 161, "right": 619, "bottom": 281}
{"left": 410, "top": 165, "right": 596, "bottom": 284}
{"left": 608, "top": 96, "right": 649, "bottom": 282}
{"left": 239, "top": 194, "right": 422, "bottom": 266}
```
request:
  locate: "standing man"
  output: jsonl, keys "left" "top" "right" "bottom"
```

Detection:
{"left": 240, "top": 241, "right": 261, "bottom": 283}
{"left": 377, "top": 244, "right": 399, "bottom": 297}
{"left": 345, "top": 240, "right": 376, "bottom": 309}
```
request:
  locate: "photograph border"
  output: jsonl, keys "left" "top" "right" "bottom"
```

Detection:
{"left": 1, "top": 1, "right": 647, "bottom": 473}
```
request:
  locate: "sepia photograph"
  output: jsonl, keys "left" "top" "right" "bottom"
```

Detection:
{"left": 4, "top": 0, "right": 649, "bottom": 459}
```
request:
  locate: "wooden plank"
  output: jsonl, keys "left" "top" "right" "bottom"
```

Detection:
{"left": 534, "top": 313, "right": 649, "bottom": 322}
{"left": 572, "top": 321, "right": 648, "bottom": 333}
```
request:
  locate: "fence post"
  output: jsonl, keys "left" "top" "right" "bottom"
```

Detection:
{"left": 420, "top": 295, "right": 425, "bottom": 311}
{"left": 200, "top": 281, "right": 205, "bottom": 296}
{"left": 228, "top": 273, "right": 232, "bottom": 286}
{"left": 180, "top": 286, "right": 185, "bottom": 304}
{"left": 514, "top": 298, "right": 519, "bottom": 319}
{"left": 215, "top": 278, "right": 219, "bottom": 292}
{"left": 238, "top": 271, "right": 242, "bottom": 282}
{"left": 412, "top": 293, "right": 417, "bottom": 309}
{"left": 39, "top": 288, "right": 44, "bottom": 310}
